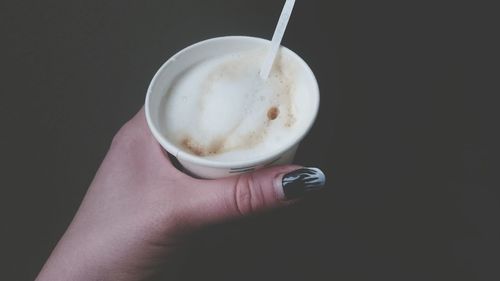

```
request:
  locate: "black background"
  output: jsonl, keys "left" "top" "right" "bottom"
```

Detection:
{"left": 2, "top": 0, "right": 499, "bottom": 280}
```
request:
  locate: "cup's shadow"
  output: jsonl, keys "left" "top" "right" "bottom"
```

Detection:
{"left": 161, "top": 148, "right": 203, "bottom": 179}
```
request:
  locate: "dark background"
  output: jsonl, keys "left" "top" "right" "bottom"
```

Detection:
{"left": 2, "top": 0, "right": 499, "bottom": 280}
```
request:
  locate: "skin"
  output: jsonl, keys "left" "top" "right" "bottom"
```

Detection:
{"left": 36, "top": 108, "right": 300, "bottom": 281}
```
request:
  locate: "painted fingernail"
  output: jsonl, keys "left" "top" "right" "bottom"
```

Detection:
{"left": 282, "top": 167, "right": 326, "bottom": 200}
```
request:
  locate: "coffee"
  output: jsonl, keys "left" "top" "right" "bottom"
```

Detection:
{"left": 158, "top": 47, "right": 312, "bottom": 162}
{"left": 146, "top": 36, "right": 319, "bottom": 178}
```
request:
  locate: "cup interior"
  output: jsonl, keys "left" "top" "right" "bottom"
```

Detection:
{"left": 145, "top": 36, "right": 319, "bottom": 168}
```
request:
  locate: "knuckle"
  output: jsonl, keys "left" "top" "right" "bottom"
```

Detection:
{"left": 111, "top": 121, "right": 140, "bottom": 149}
{"left": 233, "top": 174, "right": 264, "bottom": 216}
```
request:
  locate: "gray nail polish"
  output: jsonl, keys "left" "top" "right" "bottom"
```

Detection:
{"left": 282, "top": 167, "right": 326, "bottom": 200}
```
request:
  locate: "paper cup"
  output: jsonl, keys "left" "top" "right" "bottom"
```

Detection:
{"left": 145, "top": 36, "right": 319, "bottom": 179}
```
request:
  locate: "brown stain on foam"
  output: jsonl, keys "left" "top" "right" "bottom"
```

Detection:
{"left": 180, "top": 121, "right": 269, "bottom": 156}
{"left": 267, "top": 106, "right": 279, "bottom": 120}
{"left": 276, "top": 53, "right": 297, "bottom": 128}
{"left": 181, "top": 137, "right": 204, "bottom": 156}
{"left": 181, "top": 136, "right": 225, "bottom": 156}
{"left": 272, "top": 80, "right": 296, "bottom": 128}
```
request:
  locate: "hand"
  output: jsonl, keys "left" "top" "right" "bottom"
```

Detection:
{"left": 36, "top": 108, "right": 325, "bottom": 281}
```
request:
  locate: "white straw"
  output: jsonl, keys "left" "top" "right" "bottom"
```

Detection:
{"left": 260, "top": 0, "right": 296, "bottom": 80}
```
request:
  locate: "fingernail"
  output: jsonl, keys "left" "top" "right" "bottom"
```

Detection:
{"left": 281, "top": 167, "right": 326, "bottom": 200}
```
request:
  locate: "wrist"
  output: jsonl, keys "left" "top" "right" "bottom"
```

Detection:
{"left": 36, "top": 223, "right": 159, "bottom": 281}
{"left": 36, "top": 239, "right": 107, "bottom": 281}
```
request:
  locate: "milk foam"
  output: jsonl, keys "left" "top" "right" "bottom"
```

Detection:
{"left": 160, "top": 48, "right": 309, "bottom": 162}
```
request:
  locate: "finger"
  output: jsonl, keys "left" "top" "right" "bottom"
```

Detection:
{"left": 184, "top": 166, "right": 326, "bottom": 226}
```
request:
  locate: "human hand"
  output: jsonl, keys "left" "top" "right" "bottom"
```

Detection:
{"left": 36, "top": 108, "right": 325, "bottom": 281}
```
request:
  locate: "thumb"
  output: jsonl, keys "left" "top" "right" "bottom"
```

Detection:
{"left": 188, "top": 166, "right": 326, "bottom": 225}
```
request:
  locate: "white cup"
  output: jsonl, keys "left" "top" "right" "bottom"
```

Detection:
{"left": 145, "top": 36, "right": 319, "bottom": 179}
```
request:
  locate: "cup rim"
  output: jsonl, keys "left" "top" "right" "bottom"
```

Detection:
{"left": 145, "top": 36, "right": 320, "bottom": 169}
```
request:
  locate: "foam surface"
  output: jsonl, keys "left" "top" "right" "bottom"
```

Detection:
{"left": 160, "top": 48, "right": 311, "bottom": 162}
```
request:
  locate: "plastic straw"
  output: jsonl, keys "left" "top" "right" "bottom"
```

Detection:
{"left": 260, "top": 0, "right": 296, "bottom": 80}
